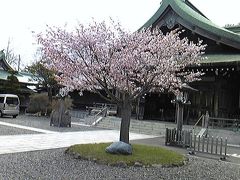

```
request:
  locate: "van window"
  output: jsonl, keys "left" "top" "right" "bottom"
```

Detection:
{"left": 6, "top": 97, "right": 19, "bottom": 105}
{"left": 0, "top": 97, "right": 4, "bottom": 103}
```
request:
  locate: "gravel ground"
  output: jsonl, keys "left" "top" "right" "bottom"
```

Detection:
{"left": 0, "top": 125, "right": 40, "bottom": 135}
{"left": 0, "top": 148, "right": 239, "bottom": 180}
{"left": 0, "top": 115, "right": 102, "bottom": 133}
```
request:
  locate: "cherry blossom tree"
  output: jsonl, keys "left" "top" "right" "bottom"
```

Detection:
{"left": 37, "top": 20, "right": 205, "bottom": 144}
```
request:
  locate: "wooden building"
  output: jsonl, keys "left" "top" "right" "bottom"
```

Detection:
{"left": 0, "top": 50, "right": 38, "bottom": 111}
{"left": 140, "top": 0, "right": 240, "bottom": 122}
{"left": 69, "top": 0, "right": 240, "bottom": 123}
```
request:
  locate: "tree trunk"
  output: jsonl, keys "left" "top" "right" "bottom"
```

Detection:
{"left": 120, "top": 94, "right": 132, "bottom": 144}
{"left": 116, "top": 103, "right": 121, "bottom": 117}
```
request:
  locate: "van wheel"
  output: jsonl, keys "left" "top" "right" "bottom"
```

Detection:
{"left": 13, "top": 115, "right": 17, "bottom": 118}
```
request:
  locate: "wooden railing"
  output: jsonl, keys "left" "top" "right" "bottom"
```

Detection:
{"left": 86, "top": 103, "right": 117, "bottom": 116}
{"left": 85, "top": 107, "right": 108, "bottom": 126}
{"left": 189, "top": 135, "right": 228, "bottom": 160}
{"left": 165, "top": 128, "right": 192, "bottom": 147}
{"left": 165, "top": 128, "right": 228, "bottom": 160}
{"left": 208, "top": 117, "right": 240, "bottom": 130}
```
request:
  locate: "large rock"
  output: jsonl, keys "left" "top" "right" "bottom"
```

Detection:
{"left": 50, "top": 110, "right": 71, "bottom": 127}
{"left": 105, "top": 141, "right": 132, "bottom": 155}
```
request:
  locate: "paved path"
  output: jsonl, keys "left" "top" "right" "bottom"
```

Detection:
{"left": 0, "top": 121, "right": 57, "bottom": 134}
{"left": 0, "top": 129, "right": 156, "bottom": 155}
{"left": 0, "top": 116, "right": 156, "bottom": 155}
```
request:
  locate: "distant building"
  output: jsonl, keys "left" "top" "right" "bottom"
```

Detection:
{"left": 0, "top": 50, "right": 38, "bottom": 111}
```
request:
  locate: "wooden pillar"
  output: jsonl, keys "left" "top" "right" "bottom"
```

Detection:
{"left": 214, "top": 83, "right": 220, "bottom": 117}
{"left": 136, "top": 98, "right": 140, "bottom": 120}
{"left": 137, "top": 97, "right": 145, "bottom": 120}
{"left": 176, "top": 103, "right": 184, "bottom": 132}
{"left": 238, "top": 89, "right": 240, "bottom": 109}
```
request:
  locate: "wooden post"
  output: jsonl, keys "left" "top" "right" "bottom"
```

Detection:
{"left": 205, "top": 111, "right": 209, "bottom": 128}
{"left": 193, "top": 134, "right": 196, "bottom": 153}
{"left": 138, "top": 97, "right": 145, "bottom": 120}
{"left": 202, "top": 136, "right": 205, "bottom": 152}
{"left": 213, "top": 83, "right": 220, "bottom": 117}
{"left": 206, "top": 136, "right": 209, "bottom": 153}
{"left": 177, "top": 130, "right": 181, "bottom": 145}
{"left": 202, "top": 115, "right": 205, "bottom": 128}
{"left": 169, "top": 129, "right": 172, "bottom": 142}
{"left": 136, "top": 97, "right": 140, "bottom": 120}
{"left": 211, "top": 136, "right": 214, "bottom": 154}
{"left": 215, "top": 137, "right": 219, "bottom": 154}
{"left": 220, "top": 137, "right": 223, "bottom": 156}
{"left": 189, "top": 132, "right": 192, "bottom": 149}
{"left": 198, "top": 135, "right": 200, "bottom": 151}
{"left": 165, "top": 128, "right": 168, "bottom": 145}
{"left": 224, "top": 138, "right": 227, "bottom": 157}
{"left": 176, "top": 103, "right": 184, "bottom": 143}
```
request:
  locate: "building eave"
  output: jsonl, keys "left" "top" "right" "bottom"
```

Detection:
{"left": 140, "top": 0, "right": 240, "bottom": 50}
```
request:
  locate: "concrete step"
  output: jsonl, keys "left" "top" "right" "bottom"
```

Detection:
{"left": 96, "top": 117, "right": 170, "bottom": 135}
{"left": 197, "top": 128, "right": 207, "bottom": 137}
{"left": 96, "top": 116, "right": 199, "bottom": 136}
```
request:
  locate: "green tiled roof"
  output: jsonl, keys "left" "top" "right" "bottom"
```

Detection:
{"left": 140, "top": 0, "right": 240, "bottom": 49}
{"left": 201, "top": 54, "right": 240, "bottom": 64}
{"left": 225, "top": 26, "right": 240, "bottom": 34}
{"left": 0, "top": 50, "right": 14, "bottom": 71}
{"left": 0, "top": 51, "right": 38, "bottom": 85}
{"left": 0, "top": 69, "right": 38, "bottom": 84}
{"left": 0, "top": 51, "right": 4, "bottom": 59}
{"left": 0, "top": 69, "right": 10, "bottom": 80}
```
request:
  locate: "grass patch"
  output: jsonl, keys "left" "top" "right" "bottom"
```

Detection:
{"left": 66, "top": 143, "right": 185, "bottom": 167}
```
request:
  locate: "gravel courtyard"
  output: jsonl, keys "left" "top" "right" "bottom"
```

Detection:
{"left": 0, "top": 148, "right": 239, "bottom": 180}
{"left": 0, "top": 115, "right": 239, "bottom": 179}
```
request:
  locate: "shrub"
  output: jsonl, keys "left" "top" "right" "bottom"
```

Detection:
{"left": 26, "top": 93, "right": 51, "bottom": 115}
{"left": 51, "top": 96, "right": 73, "bottom": 111}
{"left": 27, "top": 93, "right": 73, "bottom": 116}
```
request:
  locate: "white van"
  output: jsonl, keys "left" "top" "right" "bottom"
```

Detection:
{"left": 0, "top": 94, "right": 20, "bottom": 118}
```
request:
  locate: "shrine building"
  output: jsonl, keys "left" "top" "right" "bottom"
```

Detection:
{"left": 139, "top": 0, "right": 240, "bottom": 123}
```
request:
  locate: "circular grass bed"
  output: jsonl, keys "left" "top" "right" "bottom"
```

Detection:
{"left": 65, "top": 143, "right": 186, "bottom": 167}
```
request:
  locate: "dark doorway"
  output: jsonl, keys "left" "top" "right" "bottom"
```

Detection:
{"left": 144, "top": 93, "right": 175, "bottom": 121}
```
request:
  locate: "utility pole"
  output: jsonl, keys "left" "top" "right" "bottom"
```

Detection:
{"left": 18, "top": 54, "right": 21, "bottom": 72}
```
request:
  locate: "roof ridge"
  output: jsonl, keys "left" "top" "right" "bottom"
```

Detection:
{"left": 183, "top": 0, "right": 208, "bottom": 19}
{"left": 140, "top": 0, "right": 240, "bottom": 50}
{"left": 0, "top": 50, "right": 15, "bottom": 71}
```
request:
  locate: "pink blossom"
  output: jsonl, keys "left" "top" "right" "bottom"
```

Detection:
{"left": 37, "top": 20, "right": 205, "bottom": 102}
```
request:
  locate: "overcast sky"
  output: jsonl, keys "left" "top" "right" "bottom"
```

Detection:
{"left": 0, "top": 0, "right": 240, "bottom": 68}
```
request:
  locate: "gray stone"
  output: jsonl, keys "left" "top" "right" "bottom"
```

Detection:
{"left": 50, "top": 110, "right": 71, "bottom": 127}
{"left": 105, "top": 141, "right": 132, "bottom": 155}
{"left": 152, "top": 164, "right": 163, "bottom": 168}
{"left": 73, "top": 153, "right": 81, "bottom": 159}
{"left": 133, "top": 162, "right": 143, "bottom": 167}
{"left": 111, "top": 161, "right": 128, "bottom": 168}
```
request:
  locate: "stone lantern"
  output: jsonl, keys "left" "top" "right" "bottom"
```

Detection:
{"left": 172, "top": 83, "right": 197, "bottom": 133}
